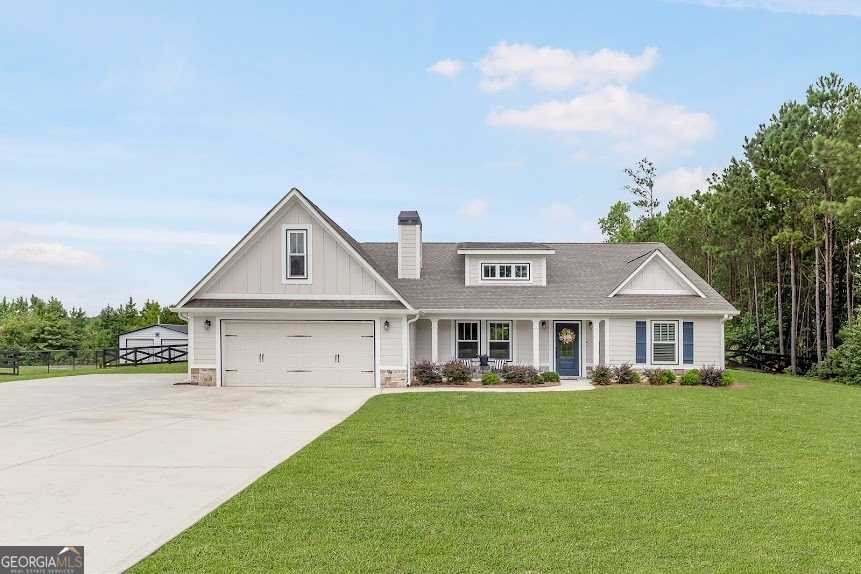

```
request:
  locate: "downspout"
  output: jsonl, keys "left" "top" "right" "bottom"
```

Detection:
{"left": 721, "top": 313, "right": 730, "bottom": 368}
{"left": 405, "top": 311, "right": 422, "bottom": 386}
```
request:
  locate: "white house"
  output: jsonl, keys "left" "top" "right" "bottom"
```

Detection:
{"left": 173, "top": 189, "right": 738, "bottom": 387}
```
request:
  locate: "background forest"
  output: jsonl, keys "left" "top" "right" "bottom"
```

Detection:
{"left": 600, "top": 74, "right": 861, "bottom": 381}
{"left": 0, "top": 296, "right": 181, "bottom": 351}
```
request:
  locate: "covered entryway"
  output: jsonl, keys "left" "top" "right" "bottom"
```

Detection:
{"left": 222, "top": 320, "right": 375, "bottom": 387}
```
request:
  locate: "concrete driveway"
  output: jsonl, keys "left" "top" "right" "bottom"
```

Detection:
{"left": 0, "top": 374, "right": 377, "bottom": 573}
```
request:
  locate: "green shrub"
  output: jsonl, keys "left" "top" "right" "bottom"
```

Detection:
{"left": 699, "top": 365, "right": 730, "bottom": 387}
{"left": 831, "top": 320, "right": 861, "bottom": 385}
{"left": 441, "top": 360, "right": 471, "bottom": 384}
{"left": 679, "top": 369, "right": 700, "bottom": 386}
{"left": 411, "top": 359, "right": 441, "bottom": 385}
{"left": 540, "top": 371, "right": 561, "bottom": 383}
{"left": 481, "top": 373, "right": 501, "bottom": 385}
{"left": 803, "top": 361, "right": 830, "bottom": 379}
{"left": 644, "top": 368, "right": 676, "bottom": 386}
{"left": 502, "top": 364, "right": 541, "bottom": 384}
{"left": 591, "top": 364, "right": 613, "bottom": 385}
{"left": 613, "top": 363, "right": 640, "bottom": 384}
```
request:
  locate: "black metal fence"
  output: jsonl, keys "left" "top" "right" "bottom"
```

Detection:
{"left": 0, "top": 350, "right": 20, "bottom": 375}
{"left": 725, "top": 347, "right": 815, "bottom": 374}
{"left": 0, "top": 345, "right": 188, "bottom": 376}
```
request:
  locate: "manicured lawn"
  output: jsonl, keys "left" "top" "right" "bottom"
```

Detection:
{"left": 0, "top": 362, "right": 187, "bottom": 383}
{"left": 131, "top": 370, "right": 861, "bottom": 573}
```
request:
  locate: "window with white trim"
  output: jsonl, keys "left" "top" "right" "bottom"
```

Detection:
{"left": 457, "top": 321, "right": 480, "bottom": 359}
{"left": 652, "top": 321, "right": 677, "bottom": 364}
{"left": 488, "top": 322, "right": 511, "bottom": 360}
{"left": 481, "top": 263, "right": 530, "bottom": 281}
{"left": 284, "top": 228, "right": 309, "bottom": 280}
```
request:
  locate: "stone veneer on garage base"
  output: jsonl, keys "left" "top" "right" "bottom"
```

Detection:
{"left": 380, "top": 369, "right": 408, "bottom": 387}
{"left": 190, "top": 368, "right": 216, "bottom": 386}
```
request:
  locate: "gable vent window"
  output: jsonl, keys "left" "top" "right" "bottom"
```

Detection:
{"left": 652, "top": 321, "right": 677, "bottom": 364}
{"left": 282, "top": 225, "right": 312, "bottom": 283}
{"left": 481, "top": 263, "right": 530, "bottom": 282}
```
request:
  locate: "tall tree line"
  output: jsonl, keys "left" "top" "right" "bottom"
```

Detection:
{"left": 0, "top": 296, "right": 182, "bottom": 351}
{"left": 600, "top": 74, "right": 861, "bottom": 376}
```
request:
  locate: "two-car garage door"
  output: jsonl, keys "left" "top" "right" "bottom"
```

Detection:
{"left": 222, "top": 320, "right": 375, "bottom": 387}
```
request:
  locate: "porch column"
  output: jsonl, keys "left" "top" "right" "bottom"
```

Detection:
{"left": 531, "top": 319, "right": 540, "bottom": 368}
{"left": 430, "top": 318, "right": 439, "bottom": 363}
{"left": 592, "top": 320, "right": 600, "bottom": 368}
{"left": 603, "top": 317, "right": 610, "bottom": 365}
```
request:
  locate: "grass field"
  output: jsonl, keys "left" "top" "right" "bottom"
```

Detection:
{"left": 0, "top": 362, "right": 187, "bottom": 383}
{"left": 131, "top": 370, "right": 860, "bottom": 573}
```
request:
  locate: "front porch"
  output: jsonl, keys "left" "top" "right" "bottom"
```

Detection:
{"left": 410, "top": 316, "right": 610, "bottom": 377}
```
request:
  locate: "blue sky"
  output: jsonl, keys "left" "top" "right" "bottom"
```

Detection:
{"left": 1, "top": 0, "right": 860, "bottom": 313}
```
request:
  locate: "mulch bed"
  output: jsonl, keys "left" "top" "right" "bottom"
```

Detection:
{"left": 414, "top": 381, "right": 561, "bottom": 388}
{"left": 592, "top": 381, "right": 746, "bottom": 389}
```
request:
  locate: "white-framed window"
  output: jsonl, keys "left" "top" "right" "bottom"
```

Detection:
{"left": 488, "top": 321, "right": 511, "bottom": 360}
{"left": 282, "top": 224, "right": 312, "bottom": 283}
{"left": 652, "top": 321, "right": 677, "bottom": 364}
{"left": 456, "top": 321, "right": 480, "bottom": 359}
{"left": 481, "top": 262, "right": 530, "bottom": 282}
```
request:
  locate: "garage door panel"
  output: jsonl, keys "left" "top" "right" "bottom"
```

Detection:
{"left": 222, "top": 321, "right": 375, "bottom": 387}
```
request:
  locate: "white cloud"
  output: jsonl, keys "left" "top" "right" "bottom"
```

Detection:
{"left": 542, "top": 201, "right": 578, "bottom": 222}
{"left": 653, "top": 166, "right": 711, "bottom": 198}
{"left": 427, "top": 58, "right": 465, "bottom": 78}
{"left": 487, "top": 85, "right": 715, "bottom": 156}
{"left": 475, "top": 42, "right": 659, "bottom": 92}
{"left": 1, "top": 222, "right": 239, "bottom": 248}
{"left": 456, "top": 199, "right": 489, "bottom": 219}
{"left": 0, "top": 243, "right": 106, "bottom": 269}
{"left": 684, "top": 0, "right": 861, "bottom": 16}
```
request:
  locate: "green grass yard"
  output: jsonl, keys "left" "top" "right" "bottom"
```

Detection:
{"left": 0, "top": 362, "right": 187, "bottom": 383}
{"left": 131, "top": 370, "right": 861, "bottom": 573}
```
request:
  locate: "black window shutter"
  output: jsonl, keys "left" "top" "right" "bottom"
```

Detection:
{"left": 635, "top": 321, "right": 647, "bottom": 364}
{"left": 683, "top": 321, "right": 694, "bottom": 365}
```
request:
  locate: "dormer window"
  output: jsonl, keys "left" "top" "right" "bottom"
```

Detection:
{"left": 482, "top": 263, "right": 530, "bottom": 282}
{"left": 282, "top": 224, "right": 312, "bottom": 283}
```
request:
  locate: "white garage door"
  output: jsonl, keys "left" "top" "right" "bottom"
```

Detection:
{"left": 222, "top": 320, "right": 375, "bottom": 387}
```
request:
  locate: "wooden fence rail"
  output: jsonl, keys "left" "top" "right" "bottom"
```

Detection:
{"left": 102, "top": 344, "right": 188, "bottom": 367}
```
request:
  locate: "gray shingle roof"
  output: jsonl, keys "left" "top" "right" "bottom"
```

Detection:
{"left": 457, "top": 242, "right": 552, "bottom": 250}
{"left": 360, "top": 242, "right": 738, "bottom": 313}
{"left": 184, "top": 299, "right": 406, "bottom": 310}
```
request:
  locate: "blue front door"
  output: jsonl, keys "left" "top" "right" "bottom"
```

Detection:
{"left": 555, "top": 323, "right": 580, "bottom": 376}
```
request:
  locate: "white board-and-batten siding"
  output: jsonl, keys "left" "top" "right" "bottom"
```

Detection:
{"left": 205, "top": 201, "right": 390, "bottom": 297}
{"left": 617, "top": 257, "right": 693, "bottom": 294}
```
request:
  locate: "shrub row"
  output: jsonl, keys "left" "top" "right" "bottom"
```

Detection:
{"left": 590, "top": 363, "right": 731, "bottom": 387}
{"left": 411, "top": 360, "right": 559, "bottom": 386}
